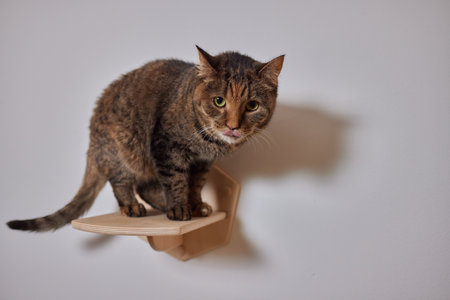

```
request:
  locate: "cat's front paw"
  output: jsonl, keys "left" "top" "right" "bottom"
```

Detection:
{"left": 120, "top": 203, "right": 147, "bottom": 217}
{"left": 192, "top": 202, "right": 213, "bottom": 217}
{"left": 167, "top": 204, "right": 192, "bottom": 221}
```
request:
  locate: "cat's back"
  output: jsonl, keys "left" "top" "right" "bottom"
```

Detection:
{"left": 145, "top": 59, "right": 194, "bottom": 79}
{"left": 93, "top": 59, "right": 194, "bottom": 121}
{"left": 121, "top": 58, "right": 195, "bottom": 100}
{"left": 140, "top": 59, "right": 194, "bottom": 90}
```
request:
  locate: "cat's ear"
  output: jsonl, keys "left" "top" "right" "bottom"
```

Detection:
{"left": 196, "top": 45, "right": 217, "bottom": 81}
{"left": 258, "top": 55, "right": 285, "bottom": 83}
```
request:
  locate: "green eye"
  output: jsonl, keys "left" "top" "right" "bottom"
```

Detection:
{"left": 246, "top": 100, "right": 259, "bottom": 112}
{"left": 213, "top": 96, "right": 226, "bottom": 108}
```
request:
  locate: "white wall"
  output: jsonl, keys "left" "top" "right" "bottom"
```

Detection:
{"left": 1, "top": 1, "right": 449, "bottom": 299}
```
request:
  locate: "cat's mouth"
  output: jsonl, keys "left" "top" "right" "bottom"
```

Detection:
{"left": 218, "top": 129, "right": 243, "bottom": 144}
{"left": 223, "top": 129, "right": 241, "bottom": 138}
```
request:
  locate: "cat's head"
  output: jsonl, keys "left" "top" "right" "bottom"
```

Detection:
{"left": 193, "top": 46, "right": 284, "bottom": 146}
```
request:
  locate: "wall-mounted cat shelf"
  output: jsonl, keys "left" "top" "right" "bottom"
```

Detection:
{"left": 72, "top": 167, "right": 240, "bottom": 261}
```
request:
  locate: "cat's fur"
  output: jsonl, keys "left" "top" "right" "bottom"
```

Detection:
{"left": 7, "top": 46, "right": 284, "bottom": 231}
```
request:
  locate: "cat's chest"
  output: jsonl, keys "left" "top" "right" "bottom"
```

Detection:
{"left": 150, "top": 131, "right": 220, "bottom": 162}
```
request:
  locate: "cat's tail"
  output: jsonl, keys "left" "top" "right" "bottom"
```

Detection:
{"left": 7, "top": 157, "right": 107, "bottom": 232}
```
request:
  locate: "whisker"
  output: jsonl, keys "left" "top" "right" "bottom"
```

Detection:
{"left": 254, "top": 128, "right": 279, "bottom": 150}
{"left": 182, "top": 124, "right": 215, "bottom": 151}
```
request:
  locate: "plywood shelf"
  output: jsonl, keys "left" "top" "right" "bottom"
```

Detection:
{"left": 71, "top": 166, "right": 240, "bottom": 261}
{"left": 72, "top": 211, "right": 226, "bottom": 236}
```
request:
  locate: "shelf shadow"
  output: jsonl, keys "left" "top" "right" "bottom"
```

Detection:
{"left": 206, "top": 218, "right": 261, "bottom": 261}
{"left": 82, "top": 233, "right": 116, "bottom": 250}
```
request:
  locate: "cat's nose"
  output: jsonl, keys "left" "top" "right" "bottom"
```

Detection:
{"left": 225, "top": 122, "right": 239, "bottom": 130}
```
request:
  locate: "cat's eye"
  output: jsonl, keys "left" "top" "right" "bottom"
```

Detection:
{"left": 246, "top": 100, "right": 259, "bottom": 112}
{"left": 213, "top": 96, "right": 226, "bottom": 108}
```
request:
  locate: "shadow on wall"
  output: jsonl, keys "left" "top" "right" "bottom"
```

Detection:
{"left": 211, "top": 102, "right": 348, "bottom": 260}
{"left": 218, "top": 103, "right": 347, "bottom": 181}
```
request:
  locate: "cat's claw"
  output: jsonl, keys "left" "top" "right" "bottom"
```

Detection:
{"left": 192, "top": 202, "right": 213, "bottom": 217}
{"left": 167, "top": 204, "right": 192, "bottom": 221}
{"left": 120, "top": 203, "right": 147, "bottom": 217}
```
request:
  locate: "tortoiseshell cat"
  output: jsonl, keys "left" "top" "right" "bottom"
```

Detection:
{"left": 7, "top": 46, "right": 284, "bottom": 231}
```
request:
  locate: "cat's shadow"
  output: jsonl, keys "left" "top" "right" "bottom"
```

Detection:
{"left": 82, "top": 102, "right": 348, "bottom": 260}
{"left": 212, "top": 102, "right": 347, "bottom": 260}
{"left": 217, "top": 103, "right": 347, "bottom": 180}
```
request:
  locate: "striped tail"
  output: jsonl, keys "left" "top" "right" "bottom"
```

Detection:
{"left": 7, "top": 158, "right": 107, "bottom": 232}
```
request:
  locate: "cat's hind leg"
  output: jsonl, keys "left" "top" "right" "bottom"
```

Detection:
{"left": 111, "top": 183, "right": 147, "bottom": 217}
{"left": 136, "top": 179, "right": 166, "bottom": 212}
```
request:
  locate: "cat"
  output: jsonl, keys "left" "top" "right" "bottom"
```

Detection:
{"left": 7, "top": 46, "right": 284, "bottom": 231}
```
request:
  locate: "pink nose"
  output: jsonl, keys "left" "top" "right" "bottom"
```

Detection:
{"left": 223, "top": 129, "right": 241, "bottom": 138}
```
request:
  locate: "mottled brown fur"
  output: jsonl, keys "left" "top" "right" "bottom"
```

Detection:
{"left": 7, "top": 46, "right": 284, "bottom": 231}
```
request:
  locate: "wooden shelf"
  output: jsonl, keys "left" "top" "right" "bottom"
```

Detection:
{"left": 72, "top": 211, "right": 226, "bottom": 236}
{"left": 71, "top": 166, "right": 240, "bottom": 261}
